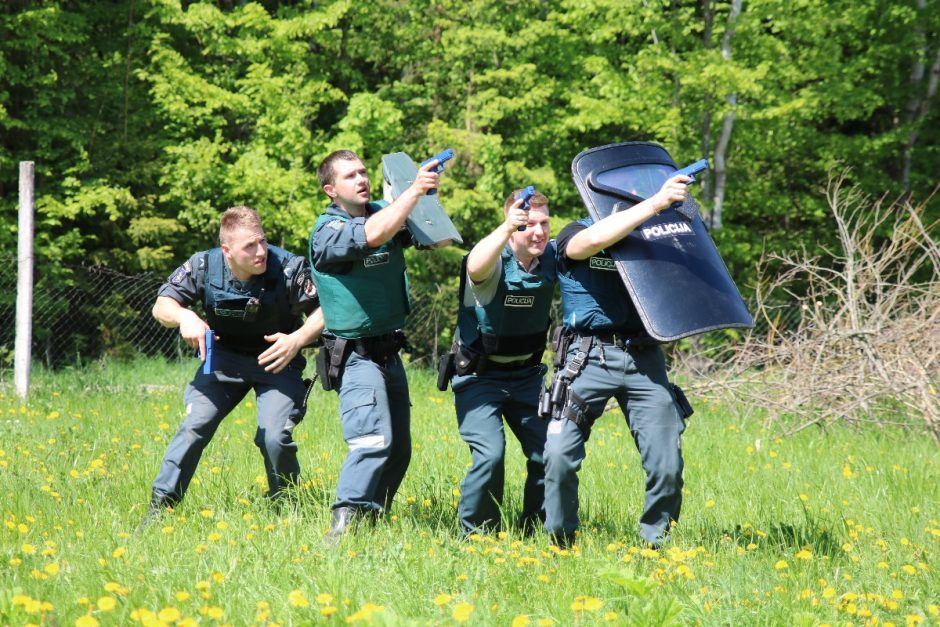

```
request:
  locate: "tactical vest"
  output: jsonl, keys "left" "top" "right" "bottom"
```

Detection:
{"left": 560, "top": 218, "right": 644, "bottom": 334}
{"left": 202, "top": 246, "right": 300, "bottom": 354}
{"left": 457, "top": 245, "right": 555, "bottom": 356}
{"left": 309, "top": 202, "right": 410, "bottom": 339}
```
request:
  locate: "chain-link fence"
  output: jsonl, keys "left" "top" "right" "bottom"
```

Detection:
{"left": 0, "top": 256, "right": 183, "bottom": 371}
{"left": 0, "top": 254, "right": 803, "bottom": 373}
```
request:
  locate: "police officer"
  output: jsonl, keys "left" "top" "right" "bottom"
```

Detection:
{"left": 147, "top": 206, "right": 323, "bottom": 515}
{"left": 309, "top": 150, "right": 439, "bottom": 541}
{"left": 543, "top": 174, "right": 691, "bottom": 548}
{"left": 448, "top": 190, "right": 556, "bottom": 536}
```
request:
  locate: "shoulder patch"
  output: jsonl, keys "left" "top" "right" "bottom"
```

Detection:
{"left": 171, "top": 264, "right": 189, "bottom": 284}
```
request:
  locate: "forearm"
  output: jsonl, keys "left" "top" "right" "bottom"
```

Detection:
{"left": 364, "top": 189, "right": 420, "bottom": 247}
{"left": 566, "top": 198, "right": 664, "bottom": 260}
{"left": 466, "top": 224, "right": 513, "bottom": 282}
{"left": 152, "top": 296, "right": 200, "bottom": 329}
{"left": 292, "top": 308, "right": 325, "bottom": 347}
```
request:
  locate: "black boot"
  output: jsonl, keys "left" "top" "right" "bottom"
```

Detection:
{"left": 136, "top": 495, "right": 174, "bottom": 533}
{"left": 324, "top": 506, "right": 361, "bottom": 544}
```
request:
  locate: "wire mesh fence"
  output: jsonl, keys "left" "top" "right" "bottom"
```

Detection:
{"left": 0, "top": 254, "right": 803, "bottom": 374}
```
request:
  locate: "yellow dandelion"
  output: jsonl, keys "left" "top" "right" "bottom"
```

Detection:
{"left": 176, "top": 591, "right": 191, "bottom": 602}
{"left": 511, "top": 615, "right": 532, "bottom": 627}
{"left": 75, "top": 616, "right": 99, "bottom": 627}
{"left": 130, "top": 608, "right": 156, "bottom": 622}
{"left": 206, "top": 606, "right": 224, "bottom": 619}
{"left": 44, "top": 562, "right": 60, "bottom": 575}
{"left": 320, "top": 606, "right": 338, "bottom": 617}
{"left": 434, "top": 593, "right": 452, "bottom": 606}
{"left": 112, "top": 547, "right": 126, "bottom": 558}
{"left": 316, "top": 593, "right": 334, "bottom": 605}
{"left": 96, "top": 596, "right": 117, "bottom": 611}
{"left": 287, "top": 589, "right": 309, "bottom": 608}
{"left": 704, "top": 499, "right": 715, "bottom": 508}
{"left": 795, "top": 549, "right": 812, "bottom": 560}
{"left": 452, "top": 602, "right": 474, "bottom": 622}
{"left": 22, "top": 543, "right": 36, "bottom": 555}
{"left": 774, "top": 560, "right": 788, "bottom": 570}
{"left": 158, "top": 607, "right": 181, "bottom": 622}
{"left": 604, "top": 611, "right": 619, "bottom": 621}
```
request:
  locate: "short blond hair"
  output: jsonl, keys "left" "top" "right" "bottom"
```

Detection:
{"left": 219, "top": 206, "right": 263, "bottom": 244}
{"left": 503, "top": 189, "right": 549, "bottom": 215}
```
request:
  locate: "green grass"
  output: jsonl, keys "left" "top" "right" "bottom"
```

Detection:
{"left": 1, "top": 357, "right": 938, "bottom": 626}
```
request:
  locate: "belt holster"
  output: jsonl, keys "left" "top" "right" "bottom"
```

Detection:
{"left": 437, "top": 344, "right": 457, "bottom": 391}
{"left": 672, "top": 384, "right": 694, "bottom": 419}
{"left": 316, "top": 337, "right": 349, "bottom": 392}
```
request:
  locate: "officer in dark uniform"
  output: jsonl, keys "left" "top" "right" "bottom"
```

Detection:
{"left": 447, "top": 190, "right": 556, "bottom": 536}
{"left": 543, "top": 174, "right": 691, "bottom": 548}
{"left": 147, "top": 206, "right": 323, "bottom": 514}
{"left": 308, "top": 150, "right": 440, "bottom": 541}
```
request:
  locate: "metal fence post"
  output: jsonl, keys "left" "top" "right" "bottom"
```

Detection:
{"left": 16, "top": 161, "right": 35, "bottom": 399}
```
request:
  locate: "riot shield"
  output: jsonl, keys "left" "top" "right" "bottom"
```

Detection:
{"left": 571, "top": 141, "right": 753, "bottom": 341}
{"left": 381, "top": 152, "right": 463, "bottom": 248}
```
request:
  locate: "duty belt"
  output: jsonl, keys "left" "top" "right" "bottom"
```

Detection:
{"left": 587, "top": 331, "right": 658, "bottom": 349}
{"left": 482, "top": 353, "right": 543, "bottom": 372}
{"left": 351, "top": 331, "right": 408, "bottom": 363}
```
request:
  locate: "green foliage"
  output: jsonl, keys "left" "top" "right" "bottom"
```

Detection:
{"left": 1, "top": 0, "right": 937, "bottom": 299}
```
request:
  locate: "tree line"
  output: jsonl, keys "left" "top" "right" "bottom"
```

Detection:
{"left": 2, "top": 0, "right": 937, "bottom": 311}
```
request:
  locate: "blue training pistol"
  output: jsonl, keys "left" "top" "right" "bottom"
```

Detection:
{"left": 669, "top": 159, "right": 709, "bottom": 221}
{"left": 420, "top": 148, "right": 455, "bottom": 195}
{"left": 515, "top": 185, "right": 536, "bottom": 232}
{"left": 203, "top": 329, "right": 214, "bottom": 375}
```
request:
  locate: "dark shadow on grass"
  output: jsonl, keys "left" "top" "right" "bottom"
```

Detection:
{"left": 695, "top": 519, "right": 844, "bottom": 558}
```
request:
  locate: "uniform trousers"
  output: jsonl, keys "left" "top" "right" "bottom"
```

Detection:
{"left": 152, "top": 348, "right": 306, "bottom": 504}
{"left": 543, "top": 340, "right": 685, "bottom": 545}
{"left": 452, "top": 364, "right": 548, "bottom": 534}
{"left": 332, "top": 349, "right": 411, "bottom": 513}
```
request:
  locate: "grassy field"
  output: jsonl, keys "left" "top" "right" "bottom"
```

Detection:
{"left": 1, "top": 357, "right": 937, "bottom": 626}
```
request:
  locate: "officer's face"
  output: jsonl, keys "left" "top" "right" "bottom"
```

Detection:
{"left": 325, "top": 158, "right": 370, "bottom": 211}
{"left": 222, "top": 226, "right": 268, "bottom": 281}
{"left": 512, "top": 206, "right": 550, "bottom": 258}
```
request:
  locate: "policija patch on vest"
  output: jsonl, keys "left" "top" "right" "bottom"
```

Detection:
{"left": 589, "top": 256, "right": 616, "bottom": 271}
{"left": 504, "top": 294, "right": 535, "bottom": 307}
{"left": 640, "top": 221, "right": 694, "bottom": 241}
{"left": 364, "top": 252, "right": 390, "bottom": 268}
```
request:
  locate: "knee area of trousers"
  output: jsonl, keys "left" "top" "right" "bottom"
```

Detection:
{"left": 256, "top": 429, "right": 291, "bottom": 451}
{"left": 544, "top": 449, "right": 579, "bottom": 476}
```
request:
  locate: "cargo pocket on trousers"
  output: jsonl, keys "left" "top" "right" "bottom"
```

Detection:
{"left": 340, "top": 386, "right": 379, "bottom": 444}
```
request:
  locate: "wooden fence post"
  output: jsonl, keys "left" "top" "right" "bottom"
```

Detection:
{"left": 15, "top": 161, "right": 35, "bottom": 400}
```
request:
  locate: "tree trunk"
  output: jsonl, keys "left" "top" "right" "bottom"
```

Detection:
{"left": 902, "top": 0, "right": 939, "bottom": 192}
{"left": 711, "top": 0, "right": 742, "bottom": 230}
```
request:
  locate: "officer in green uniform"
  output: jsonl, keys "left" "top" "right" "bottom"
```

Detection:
{"left": 447, "top": 190, "right": 556, "bottom": 535}
{"left": 148, "top": 206, "right": 323, "bottom": 514}
{"left": 543, "top": 175, "right": 691, "bottom": 548}
{"left": 309, "top": 150, "right": 440, "bottom": 541}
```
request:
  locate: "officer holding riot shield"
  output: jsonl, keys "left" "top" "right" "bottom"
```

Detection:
{"left": 147, "top": 206, "right": 323, "bottom": 517}
{"left": 542, "top": 174, "right": 692, "bottom": 548}
{"left": 443, "top": 189, "right": 556, "bottom": 536}
{"left": 309, "top": 150, "right": 441, "bottom": 542}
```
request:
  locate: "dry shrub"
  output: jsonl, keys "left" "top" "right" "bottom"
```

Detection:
{"left": 684, "top": 173, "right": 939, "bottom": 442}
